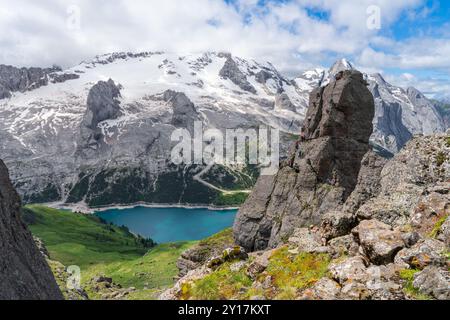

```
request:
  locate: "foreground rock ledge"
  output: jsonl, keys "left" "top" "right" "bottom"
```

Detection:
{"left": 0, "top": 160, "right": 63, "bottom": 300}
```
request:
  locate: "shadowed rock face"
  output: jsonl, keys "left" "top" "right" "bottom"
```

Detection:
{"left": 0, "top": 64, "right": 79, "bottom": 100}
{"left": 0, "top": 65, "right": 56, "bottom": 98}
{"left": 234, "top": 70, "right": 375, "bottom": 251}
{"left": 0, "top": 160, "right": 63, "bottom": 300}
{"left": 84, "top": 79, "right": 122, "bottom": 130}
{"left": 79, "top": 79, "right": 122, "bottom": 152}
{"left": 163, "top": 89, "right": 199, "bottom": 130}
{"left": 219, "top": 55, "right": 257, "bottom": 94}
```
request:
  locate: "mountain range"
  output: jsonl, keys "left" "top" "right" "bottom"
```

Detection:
{"left": 0, "top": 52, "right": 447, "bottom": 207}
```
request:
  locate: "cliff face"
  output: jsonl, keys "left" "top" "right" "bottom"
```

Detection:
{"left": 164, "top": 69, "right": 449, "bottom": 300}
{"left": 234, "top": 70, "right": 375, "bottom": 251}
{"left": 0, "top": 160, "right": 62, "bottom": 300}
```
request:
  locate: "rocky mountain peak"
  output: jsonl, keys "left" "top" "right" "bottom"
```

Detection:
{"left": 163, "top": 89, "right": 200, "bottom": 129}
{"left": 329, "top": 58, "right": 354, "bottom": 77}
{"left": 233, "top": 69, "right": 375, "bottom": 251}
{"left": 0, "top": 159, "right": 63, "bottom": 300}
{"left": 219, "top": 55, "right": 257, "bottom": 94}
{"left": 78, "top": 79, "right": 123, "bottom": 153}
{"left": 85, "top": 79, "right": 122, "bottom": 130}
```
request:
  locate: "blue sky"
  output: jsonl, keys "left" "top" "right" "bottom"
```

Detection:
{"left": 0, "top": 0, "right": 449, "bottom": 98}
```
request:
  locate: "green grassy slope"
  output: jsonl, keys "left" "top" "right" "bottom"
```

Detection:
{"left": 23, "top": 205, "right": 197, "bottom": 299}
{"left": 23, "top": 205, "right": 153, "bottom": 268}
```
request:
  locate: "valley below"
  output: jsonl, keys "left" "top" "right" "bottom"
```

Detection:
{"left": 22, "top": 205, "right": 234, "bottom": 300}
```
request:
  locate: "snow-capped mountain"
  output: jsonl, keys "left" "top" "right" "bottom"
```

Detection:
{"left": 294, "top": 59, "right": 447, "bottom": 154}
{"left": 0, "top": 53, "right": 447, "bottom": 207}
{"left": 0, "top": 52, "right": 306, "bottom": 207}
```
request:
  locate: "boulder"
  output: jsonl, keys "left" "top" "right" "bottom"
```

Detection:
{"left": 340, "top": 281, "right": 371, "bottom": 300}
{"left": 329, "top": 256, "right": 368, "bottom": 285}
{"left": 394, "top": 239, "right": 447, "bottom": 270}
{"left": 437, "top": 216, "right": 450, "bottom": 246}
{"left": 352, "top": 219, "right": 404, "bottom": 265}
{"left": 288, "top": 228, "right": 326, "bottom": 253}
{"left": 401, "top": 232, "right": 421, "bottom": 248}
{"left": 320, "top": 210, "right": 356, "bottom": 241}
{"left": 413, "top": 266, "right": 450, "bottom": 300}
{"left": 246, "top": 249, "right": 274, "bottom": 280}
{"left": 299, "top": 278, "right": 341, "bottom": 300}
{"left": 328, "top": 234, "right": 359, "bottom": 258}
{"left": 206, "top": 246, "right": 248, "bottom": 269}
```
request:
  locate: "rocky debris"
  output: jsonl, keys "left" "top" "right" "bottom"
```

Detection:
{"left": 327, "top": 257, "right": 405, "bottom": 300}
{"left": 176, "top": 258, "right": 199, "bottom": 278}
{"left": 328, "top": 235, "right": 359, "bottom": 258}
{"left": 33, "top": 236, "right": 50, "bottom": 259}
{"left": 246, "top": 249, "right": 276, "bottom": 280}
{"left": 206, "top": 246, "right": 249, "bottom": 269}
{"left": 394, "top": 239, "right": 447, "bottom": 270}
{"left": 352, "top": 219, "right": 404, "bottom": 265}
{"left": 159, "top": 265, "right": 212, "bottom": 300}
{"left": 413, "top": 266, "right": 450, "bottom": 300}
{"left": 0, "top": 159, "right": 63, "bottom": 300}
{"left": 230, "top": 261, "right": 247, "bottom": 272}
{"left": 47, "top": 260, "right": 89, "bottom": 300}
{"left": 329, "top": 256, "right": 368, "bottom": 285}
{"left": 176, "top": 229, "right": 235, "bottom": 277}
{"left": 163, "top": 90, "right": 199, "bottom": 130}
{"left": 364, "top": 264, "right": 405, "bottom": 300}
{"left": 299, "top": 277, "right": 341, "bottom": 300}
{"left": 401, "top": 232, "right": 422, "bottom": 248}
{"left": 89, "top": 275, "right": 136, "bottom": 300}
{"left": 320, "top": 211, "right": 356, "bottom": 241}
{"left": 219, "top": 54, "right": 257, "bottom": 94}
{"left": 358, "top": 135, "right": 449, "bottom": 228}
{"left": 288, "top": 228, "right": 328, "bottom": 253}
{"left": 437, "top": 216, "right": 450, "bottom": 246}
{"left": 234, "top": 70, "right": 375, "bottom": 252}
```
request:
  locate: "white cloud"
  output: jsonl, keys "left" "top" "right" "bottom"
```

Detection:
{"left": 0, "top": 0, "right": 449, "bottom": 97}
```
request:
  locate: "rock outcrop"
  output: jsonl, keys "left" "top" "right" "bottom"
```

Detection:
{"left": 0, "top": 160, "right": 63, "bottom": 300}
{"left": 0, "top": 64, "right": 79, "bottom": 99}
{"left": 219, "top": 54, "right": 257, "bottom": 94}
{"left": 79, "top": 79, "right": 122, "bottom": 151}
{"left": 234, "top": 70, "right": 375, "bottom": 251}
{"left": 165, "top": 134, "right": 448, "bottom": 300}
{"left": 163, "top": 89, "right": 199, "bottom": 130}
{"left": 165, "top": 67, "right": 449, "bottom": 300}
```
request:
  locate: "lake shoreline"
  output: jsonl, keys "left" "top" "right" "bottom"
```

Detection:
{"left": 43, "top": 201, "right": 240, "bottom": 214}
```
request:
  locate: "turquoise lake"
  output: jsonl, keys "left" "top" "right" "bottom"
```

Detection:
{"left": 96, "top": 206, "right": 237, "bottom": 243}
